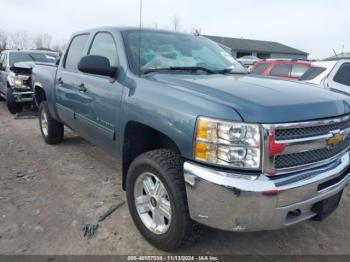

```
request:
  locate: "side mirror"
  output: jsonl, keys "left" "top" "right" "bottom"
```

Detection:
{"left": 78, "top": 55, "right": 116, "bottom": 77}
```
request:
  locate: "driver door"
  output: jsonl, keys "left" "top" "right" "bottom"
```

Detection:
{"left": 73, "top": 32, "right": 124, "bottom": 154}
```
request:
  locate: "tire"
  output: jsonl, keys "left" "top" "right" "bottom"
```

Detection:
{"left": 126, "top": 149, "right": 200, "bottom": 251}
{"left": 39, "top": 101, "right": 64, "bottom": 144}
{"left": 6, "top": 88, "right": 23, "bottom": 114}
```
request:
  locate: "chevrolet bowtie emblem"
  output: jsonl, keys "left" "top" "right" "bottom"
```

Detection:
{"left": 327, "top": 132, "right": 343, "bottom": 147}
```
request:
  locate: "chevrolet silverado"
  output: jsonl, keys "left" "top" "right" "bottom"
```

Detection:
{"left": 32, "top": 27, "right": 350, "bottom": 250}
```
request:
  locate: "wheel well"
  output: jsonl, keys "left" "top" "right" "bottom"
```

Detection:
{"left": 122, "top": 121, "right": 181, "bottom": 190}
{"left": 34, "top": 86, "right": 46, "bottom": 106}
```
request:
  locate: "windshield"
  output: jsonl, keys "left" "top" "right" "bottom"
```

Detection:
{"left": 10, "top": 52, "right": 57, "bottom": 66}
{"left": 122, "top": 30, "right": 246, "bottom": 74}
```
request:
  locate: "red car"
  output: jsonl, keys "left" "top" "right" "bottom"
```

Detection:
{"left": 251, "top": 60, "right": 311, "bottom": 80}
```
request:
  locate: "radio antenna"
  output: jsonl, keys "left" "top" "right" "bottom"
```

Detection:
{"left": 333, "top": 49, "right": 338, "bottom": 58}
{"left": 138, "top": 0, "right": 143, "bottom": 76}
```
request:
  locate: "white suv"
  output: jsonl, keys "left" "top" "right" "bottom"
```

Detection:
{"left": 301, "top": 60, "right": 350, "bottom": 95}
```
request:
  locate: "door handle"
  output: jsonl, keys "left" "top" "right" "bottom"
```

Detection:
{"left": 78, "top": 83, "right": 87, "bottom": 92}
{"left": 57, "top": 77, "right": 64, "bottom": 86}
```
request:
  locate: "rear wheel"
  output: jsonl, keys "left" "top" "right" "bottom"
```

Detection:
{"left": 6, "top": 88, "right": 23, "bottom": 114}
{"left": 126, "top": 150, "right": 200, "bottom": 251}
{"left": 39, "top": 101, "right": 64, "bottom": 144}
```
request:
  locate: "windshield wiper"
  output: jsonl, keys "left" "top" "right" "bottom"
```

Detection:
{"left": 142, "top": 66, "right": 216, "bottom": 75}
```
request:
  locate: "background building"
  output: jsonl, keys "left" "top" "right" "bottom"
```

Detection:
{"left": 205, "top": 35, "right": 308, "bottom": 60}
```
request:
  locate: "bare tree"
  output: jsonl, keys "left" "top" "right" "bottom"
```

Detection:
{"left": 52, "top": 41, "right": 67, "bottom": 55}
{"left": 33, "top": 35, "right": 44, "bottom": 49}
{"left": 33, "top": 33, "right": 52, "bottom": 49}
{"left": 8, "top": 31, "right": 30, "bottom": 50}
{"left": 42, "top": 33, "right": 52, "bottom": 49}
{"left": 0, "top": 31, "right": 8, "bottom": 51}
{"left": 152, "top": 22, "right": 159, "bottom": 29}
{"left": 172, "top": 16, "right": 181, "bottom": 32}
{"left": 192, "top": 27, "right": 202, "bottom": 36}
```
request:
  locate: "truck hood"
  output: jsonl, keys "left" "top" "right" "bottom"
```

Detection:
{"left": 11, "top": 61, "right": 55, "bottom": 75}
{"left": 150, "top": 74, "right": 350, "bottom": 123}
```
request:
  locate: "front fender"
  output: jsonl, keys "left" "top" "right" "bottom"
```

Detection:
{"left": 120, "top": 76, "right": 242, "bottom": 160}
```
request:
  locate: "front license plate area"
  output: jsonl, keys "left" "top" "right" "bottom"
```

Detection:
{"left": 311, "top": 190, "right": 343, "bottom": 221}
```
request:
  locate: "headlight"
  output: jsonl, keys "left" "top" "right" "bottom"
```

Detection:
{"left": 14, "top": 79, "right": 23, "bottom": 86}
{"left": 7, "top": 73, "right": 25, "bottom": 88}
{"left": 194, "top": 117, "right": 261, "bottom": 169}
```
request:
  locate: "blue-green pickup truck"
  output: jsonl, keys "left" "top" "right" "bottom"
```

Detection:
{"left": 32, "top": 27, "right": 350, "bottom": 250}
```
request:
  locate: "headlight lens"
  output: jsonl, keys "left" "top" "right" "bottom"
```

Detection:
{"left": 194, "top": 117, "right": 261, "bottom": 169}
{"left": 14, "top": 79, "right": 23, "bottom": 86}
{"left": 8, "top": 73, "right": 25, "bottom": 88}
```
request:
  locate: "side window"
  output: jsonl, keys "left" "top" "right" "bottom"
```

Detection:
{"left": 291, "top": 64, "right": 309, "bottom": 78}
{"left": 89, "top": 32, "right": 118, "bottom": 66}
{"left": 334, "top": 63, "right": 350, "bottom": 87}
{"left": 64, "top": 34, "right": 89, "bottom": 71}
{"left": 252, "top": 63, "right": 269, "bottom": 75}
{"left": 270, "top": 64, "right": 291, "bottom": 77}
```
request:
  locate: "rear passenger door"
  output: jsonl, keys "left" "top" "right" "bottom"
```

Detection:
{"left": 73, "top": 32, "right": 124, "bottom": 153}
{"left": 55, "top": 34, "right": 90, "bottom": 129}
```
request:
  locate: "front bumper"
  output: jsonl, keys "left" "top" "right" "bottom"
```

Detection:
{"left": 12, "top": 90, "right": 34, "bottom": 103}
{"left": 184, "top": 152, "right": 350, "bottom": 232}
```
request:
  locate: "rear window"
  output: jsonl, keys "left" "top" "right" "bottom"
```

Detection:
{"left": 252, "top": 63, "right": 269, "bottom": 75}
{"left": 300, "top": 66, "right": 326, "bottom": 81}
{"left": 269, "top": 64, "right": 291, "bottom": 77}
{"left": 334, "top": 63, "right": 350, "bottom": 86}
{"left": 64, "top": 34, "right": 89, "bottom": 71}
{"left": 291, "top": 64, "right": 309, "bottom": 78}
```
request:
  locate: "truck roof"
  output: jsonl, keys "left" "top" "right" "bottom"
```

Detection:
{"left": 72, "top": 26, "right": 191, "bottom": 36}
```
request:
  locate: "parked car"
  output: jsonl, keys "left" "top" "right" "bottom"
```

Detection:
{"left": 32, "top": 27, "right": 350, "bottom": 250}
{"left": 251, "top": 60, "right": 311, "bottom": 80}
{"left": 300, "top": 60, "right": 350, "bottom": 94}
{"left": 0, "top": 50, "right": 59, "bottom": 114}
{"left": 237, "top": 55, "right": 261, "bottom": 68}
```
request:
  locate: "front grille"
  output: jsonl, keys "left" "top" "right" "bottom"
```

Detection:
{"left": 274, "top": 138, "right": 350, "bottom": 169}
{"left": 275, "top": 117, "right": 350, "bottom": 141}
{"left": 22, "top": 77, "right": 31, "bottom": 88}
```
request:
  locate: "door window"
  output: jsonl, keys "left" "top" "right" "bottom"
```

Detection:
{"left": 269, "top": 64, "right": 291, "bottom": 77}
{"left": 252, "top": 63, "right": 269, "bottom": 75}
{"left": 291, "top": 64, "right": 309, "bottom": 78}
{"left": 88, "top": 32, "right": 118, "bottom": 66}
{"left": 64, "top": 34, "right": 89, "bottom": 71}
{"left": 334, "top": 63, "right": 350, "bottom": 86}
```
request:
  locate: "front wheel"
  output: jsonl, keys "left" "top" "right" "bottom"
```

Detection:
{"left": 126, "top": 150, "right": 200, "bottom": 251}
{"left": 39, "top": 101, "right": 64, "bottom": 144}
{"left": 6, "top": 88, "right": 23, "bottom": 114}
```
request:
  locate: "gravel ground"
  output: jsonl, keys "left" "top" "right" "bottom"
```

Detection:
{"left": 0, "top": 101, "right": 349, "bottom": 255}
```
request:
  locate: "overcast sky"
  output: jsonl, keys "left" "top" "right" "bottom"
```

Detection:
{"left": 1, "top": 0, "right": 349, "bottom": 59}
